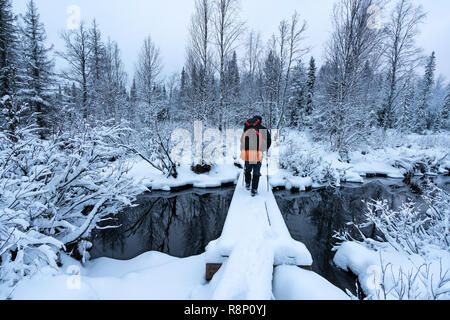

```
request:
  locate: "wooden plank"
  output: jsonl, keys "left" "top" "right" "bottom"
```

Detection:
{"left": 206, "top": 264, "right": 222, "bottom": 281}
{"left": 205, "top": 263, "right": 312, "bottom": 281}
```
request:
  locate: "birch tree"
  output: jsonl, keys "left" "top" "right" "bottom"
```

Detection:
{"left": 381, "top": 0, "right": 425, "bottom": 130}
{"left": 59, "top": 22, "right": 92, "bottom": 120}
{"left": 186, "top": 0, "right": 214, "bottom": 123}
{"left": 212, "top": 0, "right": 244, "bottom": 131}
{"left": 322, "top": 0, "right": 384, "bottom": 157}
{"left": 135, "top": 35, "right": 162, "bottom": 126}
{"left": 276, "top": 12, "right": 308, "bottom": 130}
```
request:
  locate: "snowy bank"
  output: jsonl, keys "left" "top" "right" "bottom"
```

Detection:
{"left": 127, "top": 159, "right": 241, "bottom": 191}
{"left": 6, "top": 252, "right": 207, "bottom": 300}
{"left": 4, "top": 172, "right": 348, "bottom": 301}
{"left": 333, "top": 240, "right": 450, "bottom": 300}
{"left": 274, "top": 130, "right": 450, "bottom": 192}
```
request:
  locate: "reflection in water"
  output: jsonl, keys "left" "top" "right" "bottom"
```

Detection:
{"left": 90, "top": 187, "right": 235, "bottom": 260}
{"left": 275, "top": 177, "right": 450, "bottom": 295}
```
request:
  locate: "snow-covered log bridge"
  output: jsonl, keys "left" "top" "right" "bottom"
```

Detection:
{"left": 202, "top": 170, "right": 344, "bottom": 299}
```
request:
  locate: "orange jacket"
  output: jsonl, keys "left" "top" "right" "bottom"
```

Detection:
{"left": 240, "top": 128, "right": 269, "bottom": 164}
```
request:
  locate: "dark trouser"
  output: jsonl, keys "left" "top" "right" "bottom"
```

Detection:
{"left": 245, "top": 161, "right": 262, "bottom": 191}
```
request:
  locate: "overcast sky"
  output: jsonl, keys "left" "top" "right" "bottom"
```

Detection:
{"left": 11, "top": 0, "right": 450, "bottom": 85}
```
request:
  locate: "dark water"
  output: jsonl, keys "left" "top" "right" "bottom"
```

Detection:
{"left": 90, "top": 187, "right": 235, "bottom": 260}
{"left": 90, "top": 176, "right": 449, "bottom": 295}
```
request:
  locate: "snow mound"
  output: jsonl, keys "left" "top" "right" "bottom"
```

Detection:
{"left": 273, "top": 266, "right": 350, "bottom": 300}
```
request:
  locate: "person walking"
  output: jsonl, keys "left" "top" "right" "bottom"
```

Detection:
{"left": 240, "top": 116, "right": 272, "bottom": 197}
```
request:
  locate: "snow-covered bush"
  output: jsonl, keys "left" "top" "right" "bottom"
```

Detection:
{"left": 334, "top": 183, "right": 450, "bottom": 300}
{"left": 0, "top": 125, "right": 143, "bottom": 290}
{"left": 127, "top": 121, "right": 179, "bottom": 178}
{"left": 280, "top": 141, "right": 322, "bottom": 177}
{"left": 279, "top": 130, "right": 341, "bottom": 185}
{"left": 347, "top": 183, "right": 449, "bottom": 254}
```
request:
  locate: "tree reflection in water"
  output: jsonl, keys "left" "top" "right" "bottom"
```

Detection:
{"left": 90, "top": 187, "right": 234, "bottom": 260}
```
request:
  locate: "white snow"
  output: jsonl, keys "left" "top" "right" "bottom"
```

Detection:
{"left": 125, "top": 130, "right": 449, "bottom": 194}
{"left": 333, "top": 240, "right": 450, "bottom": 300}
{"left": 273, "top": 266, "right": 350, "bottom": 300}
{"left": 127, "top": 159, "right": 241, "bottom": 191}
{"left": 9, "top": 252, "right": 207, "bottom": 300}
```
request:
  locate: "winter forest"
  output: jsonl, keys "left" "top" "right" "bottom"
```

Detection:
{"left": 1, "top": 0, "right": 449, "bottom": 301}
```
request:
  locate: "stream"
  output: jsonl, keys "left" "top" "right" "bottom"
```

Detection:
{"left": 90, "top": 175, "right": 450, "bottom": 295}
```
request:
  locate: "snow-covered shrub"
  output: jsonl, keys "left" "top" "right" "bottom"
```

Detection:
{"left": 353, "top": 183, "right": 449, "bottom": 254}
{"left": 334, "top": 183, "right": 450, "bottom": 300}
{"left": 279, "top": 130, "right": 340, "bottom": 185}
{"left": 280, "top": 142, "right": 322, "bottom": 177}
{"left": 128, "top": 121, "right": 179, "bottom": 178}
{"left": 0, "top": 125, "right": 142, "bottom": 290}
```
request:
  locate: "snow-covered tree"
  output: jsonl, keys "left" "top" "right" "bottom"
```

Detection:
{"left": 241, "top": 30, "right": 262, "bottom": 111}
{"left": 18, "top": 0, "right": 54, "bottom": 137}
{"left": 87, "top": 19, "right": 106, "bottom": 120}
{"left": 58, "top": 22, "right": 92, "bottom": 121}
{"left": 272, "top": 12, "right": 308, "bottom": 130}
{"left": 416, "top": 51, "right": 436, "bottom": 133}
{"left": 381, "top": 0, "right": 425, "bottom": 130}
{"left": 305, "top": 56, "right": 316, "bottom": 118}
{"left": 135, "top": 35, "right": 163, "bottom": 127}
{"left": 0, "top": 0, "right": 19, "bottom": 100}
{"left": 262, "top": 49, "right": 281, "bottom": 129}
{"left": 442, "top": 85, "right": 450, "bottom": 130}
{"left": 128, "top": 77, "right": 137, "bottom": 125}
{"left": 288, "top": 61, "right": 307, "bottom": 128}
{"left": 224, "top": 51, "right": 241, "bottom": 126}
{"left": 212, "top": 0, "right": 245, "bottom": 131}
{"left": 186, "top": 0, "right": 215, "bottom": 124}
{"left": 321, "top": 0, "right": 384, "bottom": 158}
{"left": 103, "top": 39, "right": 128, "bottom": 124}
{"left": 396, "top": 76, "right": 416, "bottom": 132}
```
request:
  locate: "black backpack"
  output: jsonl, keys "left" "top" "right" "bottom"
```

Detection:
{"left": 243, "top": 117, "right": 263, "bottom": 152}
{"left": 244, "top": 117, "right": 262, "bottom": 132}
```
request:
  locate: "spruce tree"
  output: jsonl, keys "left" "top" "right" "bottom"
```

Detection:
{"left": 19, "top": 0, "right": 54, "bottom": 137}
{"left": 442, "top": 85, "right": 450, "bottom": 130}
{"left": 225, "top": 51, "right": 240, "bottom": 125}
{"left": 0, "top": 0, "right": 18, "bottom": 98}
{"left": 128, "top": 78, "right": 137, "bottom": 125}
{"left": 88, "top": 19, "right": 106, "bottom": 120}
{"left": 398, "top": 77, "right": 415, "bottom": 132}
{"left": 289, "top": 62, "right": 307, "bottom": 128}
{"left": 416, "top": 52, "right": 436, "bottom": 133}
{"left": 305, "top": 57, "right": 316, "bottom": 117}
